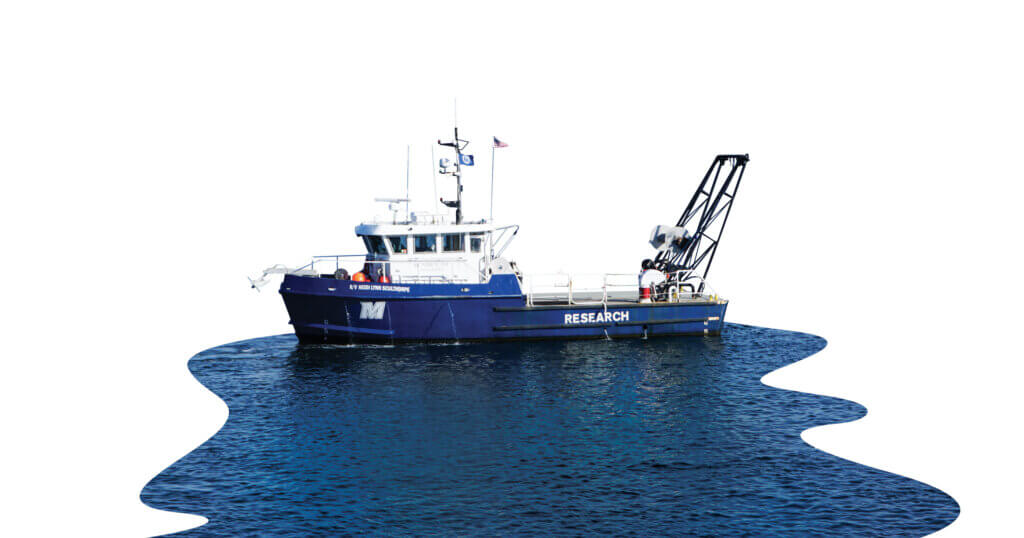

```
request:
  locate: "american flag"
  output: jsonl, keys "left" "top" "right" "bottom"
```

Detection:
{"left": 493, "top": 136, "right": 508, "bottom": 148}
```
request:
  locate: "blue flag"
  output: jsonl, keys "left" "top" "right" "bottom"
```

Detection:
{"left": 459, "top": 154, "right": 475, "bottom": 166}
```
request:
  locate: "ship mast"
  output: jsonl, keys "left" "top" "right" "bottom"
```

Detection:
{"left": 438, "top": 124, "right": 468, "bottom": 224}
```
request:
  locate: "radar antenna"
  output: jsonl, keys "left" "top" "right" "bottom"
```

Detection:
{"left": 437, "top": 125, "right": 469, "bottom": 224}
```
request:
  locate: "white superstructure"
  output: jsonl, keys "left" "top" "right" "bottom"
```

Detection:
{"left": 354, "top": 214, "right": 519, "bottom": 284}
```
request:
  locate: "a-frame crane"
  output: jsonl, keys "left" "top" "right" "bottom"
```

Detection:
{"left": 650, "top": 154, "right": 749, "bottom": 292}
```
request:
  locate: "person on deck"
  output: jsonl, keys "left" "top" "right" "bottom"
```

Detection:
{"left": 638, "top": 259, "right": 666, "bottom": 303}
{"left": 358, "top": 262, "right": 390, "bottom": 283}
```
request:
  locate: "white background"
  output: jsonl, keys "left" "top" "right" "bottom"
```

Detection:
{"left": 2, "top": 1, "right": 1022, "bottom": 536}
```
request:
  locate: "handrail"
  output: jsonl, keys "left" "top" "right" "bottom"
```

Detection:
{"left": 524, "top": 271, "right": 719, "bottom": 306}
{"left": 491, "top": 224, "right": 519, "bottom": 258}
{"left": 671, "top": 271, "right": 717, "bottom": 298}
{"left": 298, "top": 254, "right": 473, "bottom": 284}
{"left": 524, "top": 272, "right": 636, "bottom": 306}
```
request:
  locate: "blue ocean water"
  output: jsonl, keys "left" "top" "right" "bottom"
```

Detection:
{"left": 142, "top": 324, "right": 958, "bottom": 536}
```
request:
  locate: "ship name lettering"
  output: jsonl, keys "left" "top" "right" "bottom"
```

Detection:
{"left": 564, "top": 311, "right": 628, "bottom": 324}
{"left": 349, "top": 284, "right": 410, "bottom": 293}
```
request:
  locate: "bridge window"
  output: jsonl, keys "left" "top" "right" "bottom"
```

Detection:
{"left": 443, "top": 233, "right": 464, "bottom": 252}
{"left": 470, "top": 233, "right": 484, "bottom": 253}
{"left": 363, "top": 235, "right": 388, "bottom": 255}
{"left": 414, "top": 234, "right": 436, "bottom": 253}
{"left": 388, "top": 235, "right": 408, "bottom": 254}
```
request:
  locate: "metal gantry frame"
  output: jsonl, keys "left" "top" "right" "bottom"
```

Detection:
{"left": 653, "top": 154, "right": 749, "bottom": 291}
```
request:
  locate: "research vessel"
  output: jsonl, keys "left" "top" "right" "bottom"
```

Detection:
{"left": 250, "top": 126, "right": 749, "bottom": 344}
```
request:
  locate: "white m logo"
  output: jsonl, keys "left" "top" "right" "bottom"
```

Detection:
{"left": 359, "top": 301, "right": 386, "bottom": 320}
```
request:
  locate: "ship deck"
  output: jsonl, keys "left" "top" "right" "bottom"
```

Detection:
{"left": 507, "top": 297, "right": 724, "bottom": 311}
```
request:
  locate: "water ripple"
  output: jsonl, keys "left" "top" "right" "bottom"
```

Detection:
{"left": 143, "top": 323, "right": 958, "bottom": 536}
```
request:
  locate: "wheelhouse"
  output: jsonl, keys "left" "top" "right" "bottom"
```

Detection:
{"left": 353, "top": 217, "right": 518, "bottom": 284}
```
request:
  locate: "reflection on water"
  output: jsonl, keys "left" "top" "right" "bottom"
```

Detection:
{"left": 143, "top": 324, "right": 958, "bottom": 536}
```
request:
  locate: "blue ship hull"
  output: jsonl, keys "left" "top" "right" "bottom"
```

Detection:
{"left": 281, "top": 274, "right": 728, "bottom": 344}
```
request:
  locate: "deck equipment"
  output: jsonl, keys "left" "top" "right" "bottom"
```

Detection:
{"left": 650, "top": 154, "right": 749, "bottom": 293}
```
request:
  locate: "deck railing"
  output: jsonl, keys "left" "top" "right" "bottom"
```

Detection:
{"left": 523, "top": 273, "right": 637, "bottom": 306}
{"left": 268, "top": 257, "right": 720, "bottom": 303}
{"left": 523, "top": 272, "right": 720, "bottom": 306}
{"left": 297, "top": 254, "right": 474, "bottom": 284}
{"left": 670, "top": 272, "right": 718, "bottom": 299}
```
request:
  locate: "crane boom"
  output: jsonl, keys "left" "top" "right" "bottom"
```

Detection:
{"left": 651, "top": 154, "right": 749, "bottom": 291}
